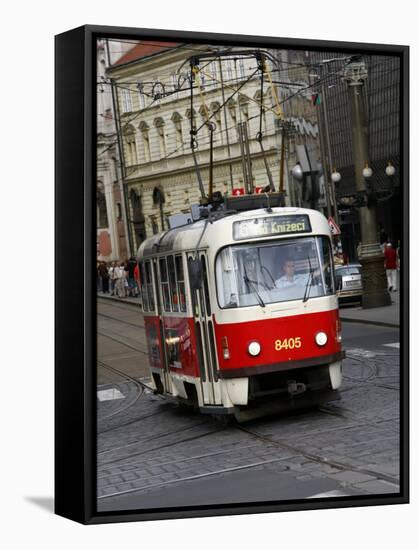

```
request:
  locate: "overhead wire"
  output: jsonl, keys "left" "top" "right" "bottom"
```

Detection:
{"left": 98, "top": 53, "right": 397, "bottom": 169}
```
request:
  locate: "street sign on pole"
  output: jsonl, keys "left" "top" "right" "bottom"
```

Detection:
{"left": 328, "top": 216, "right": 341, "bottom": 235}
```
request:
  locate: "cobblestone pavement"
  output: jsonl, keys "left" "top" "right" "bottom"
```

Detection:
{"left": 96, "top": 298, "right": 400, "bottom": 512}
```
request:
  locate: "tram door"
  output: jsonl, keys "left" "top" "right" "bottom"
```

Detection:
{"left": 152, "top": 259, "right": 171, "bottom": 394}
{"left": 189, "top": 252, "right": 221, "bottom": 405}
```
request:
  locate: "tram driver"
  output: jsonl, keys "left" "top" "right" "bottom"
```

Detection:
{"left": 275, "top": 258, "right": 309, "bottom": 289}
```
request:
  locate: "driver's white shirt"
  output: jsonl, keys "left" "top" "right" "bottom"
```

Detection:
{"left": 275, "top": 273, "right": 309, "bottom": 288}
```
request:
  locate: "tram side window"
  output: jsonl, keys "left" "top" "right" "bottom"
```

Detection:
{"left": 139, "top": 262, "right": 149, "bottom": 311}
{"left": 159, "top": 257, "right": 171, "bottom": 312}
{"left": 145, "top": 260, "right": 155, "bottom": 311}
{"left": 167, "top": 255, "right": 179, "bottom": 312}
{"left": 175, "top": 254, "right": 187, "bottom": 312}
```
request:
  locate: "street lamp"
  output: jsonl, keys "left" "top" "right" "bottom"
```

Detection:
{"left": 342, "top": 57, "right": 391, "bottom": 308}
{"left": 385, "top": 161, "right": 396, "bottom": 177}
{"left": 331, "top": 169, "right": 341, "bottom": 183}
{"left": 291, "top": 163, "right": 304, "bottom": 181}
{"left": 362, "top": 163, "right": 373, "bottom": 179}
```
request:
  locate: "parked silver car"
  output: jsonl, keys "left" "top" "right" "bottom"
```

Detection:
{"left": 335, "top": 263, "right": 363, "bottom": 304}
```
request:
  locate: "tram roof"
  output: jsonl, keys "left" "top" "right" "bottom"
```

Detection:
{"left": 137, "top": 207, "right": 331, "bottom": 259}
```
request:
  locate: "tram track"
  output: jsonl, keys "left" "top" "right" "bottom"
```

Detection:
{"left": 97, "top": 361, "right": 147, "bottom": 422}
{"left": 98, "top": 310, "right": 145, "bottom": 330}
{"left": 233, "top": 424, "right": 399, "bottom": 486}
{"left": 343, "top": 353, "right": 400, "bottom": 391}
{"left": 98, "top": 424, "right": 222, "bottom": 467}
{"left": 97, "top": 421, "right": 399, "bottom": 501}
{"left": 97, "top": 330, "right": 148, "bottom": 355}
{"left": 97, "top": 441, "right": 268, "bottom": 481}
{"left": 97, "top": 454, "right": 294, "bottom": 501}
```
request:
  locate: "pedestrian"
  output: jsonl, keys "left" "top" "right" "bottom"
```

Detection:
{"left": 114, "top": 262, "right": 126, "bottom": 298}
{"left": 96, "top": 261, "right": 102, "bottom": 292}
{"left": 125, "top": 256, "right": 138, "bottom": 297}
{"left": 384, "top": 241, "right": 397, "bottom": 292}
{"left": 98, "top": 261, "right": 109, "bottom": 293}
{"left": 396, "top": 239, "right": 401, "bottom": 270}
{"left": 109, "top": 261, "right": 117, "bottom": 296}
{"left": 134, "top": 261, "right": 141, "bottom": 300}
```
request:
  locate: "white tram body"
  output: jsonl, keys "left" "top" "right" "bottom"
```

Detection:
{"left": 137, "top": 206, "right": 344, "bottom": 421}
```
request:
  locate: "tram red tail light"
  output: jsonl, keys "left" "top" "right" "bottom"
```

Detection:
{"left": 222, "top": 336, "right": 230, "bottom": 360}
{"left": 336, "top": 316, "right": 342, "bottom": 344}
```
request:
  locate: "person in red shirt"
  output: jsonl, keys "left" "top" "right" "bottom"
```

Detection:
{"left": 384, "top": 242, "right": 398, "bottom": 292}
{"left": 134, "top": 262, "right": 141, "bottom": 300}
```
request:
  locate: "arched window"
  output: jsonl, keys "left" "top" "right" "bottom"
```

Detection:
{"left": 239, "top": 95, "right": 250, "bottom": 122}
{"left": 123, "top": 125, "right": 138, "bottom": 166}
{"left": 154, "top": 117, "right": 166, "bottom": 159}
{"left": 199, "top": 104, "right": 212, "bottom": 142}
{"left": 130, "top": 188, "right": 143, "bottom": 222}
{"left": 171, "top": 112, "right": 184, "bottom": 152}
{"left": 210, "top": 101, "right": 222, "bottom": 143}
{"left": 227, "top": 98, "right": 237, "bottom": 121}
{"left": 139, "top": 121, "right": 151, "bottom": 162}
{"left": 237, "top": 57, "right": 246, "bottom": 80}
{"left": 137, "top": 82, "right": 146, "bottom": 109}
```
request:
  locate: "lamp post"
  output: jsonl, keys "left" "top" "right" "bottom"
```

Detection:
{"left": 342, "top": 58, "right": 391, "bottom": 308}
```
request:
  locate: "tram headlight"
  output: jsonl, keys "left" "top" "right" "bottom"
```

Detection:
{"left": 248, "top": 341, "right": 261, "bottom": 356}
{"left": 315, "top": 332, "right": 328, "bottom": 347}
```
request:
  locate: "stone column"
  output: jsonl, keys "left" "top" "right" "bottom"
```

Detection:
{"left": 342, "top": 59, "right": 391, "bottom": 308}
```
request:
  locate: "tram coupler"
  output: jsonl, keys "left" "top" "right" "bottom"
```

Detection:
{"left": 287, "top": 380, "right": 306, "bottom": 396}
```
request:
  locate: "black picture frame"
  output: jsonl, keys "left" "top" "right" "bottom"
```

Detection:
{"left": 55, "top": 24, "right": 409, "bottom": 525}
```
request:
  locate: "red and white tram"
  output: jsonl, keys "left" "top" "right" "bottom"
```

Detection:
{"left": 138, "top": 205, "right": 344, "bottom": 421}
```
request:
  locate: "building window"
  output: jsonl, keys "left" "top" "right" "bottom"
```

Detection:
{"left": 225, "top": 60, "right": 233, "bottom": 82}
{"left": 211, "top": 102, "right": 222, "bottom": 144}
{"left": 199, "top": 104, "right": 212, "bottom": 141}
{"left": 116, "top": 202, "right": 122, "bottom": 220}
{"left": 97, "top": 182, "right": 108, "bottom": 228}
{"left": 151, "top": 218, "right": 159, "bottom": 235}
{"left": 237, "top": 58, "right": 245, "bottom": 80}
{"left": 138, "top": 90, "right": 146, "bottom": 109}
{"left": 124, "top": 128, "right": 138, "bottom": 166}
{"left": 171, "top": 112, "right": 184, "bottom": 152}
{"left": 171, "top": 74, "right": 178, "bottom": 99}
{"left": 239, "top": 96, "right": 250, "bottom": 123}
{"left": 154, "top": 117, "right": 166, "bottom": 159}
{"left": 139, "top": 121, "right": 151, "bottom": 162}
{"left": 121, "top": 88, "right": 132, "bottom": 113}
{"left": 209, "top": 61, "right": 218, "bottom": 87}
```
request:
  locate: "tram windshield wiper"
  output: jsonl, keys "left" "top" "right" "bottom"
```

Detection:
{"left": 303, "top": 256, "right": 315, "bottom": 303}
{"left": 243, "top": 273, "right": 265, "bottom": 308}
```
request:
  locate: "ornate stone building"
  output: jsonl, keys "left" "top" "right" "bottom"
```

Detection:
{"left": 107, "top": 42, "right": 320, "bottom": 252}
{"left": 96, "top": 39, "right": 133, "bottom": 261}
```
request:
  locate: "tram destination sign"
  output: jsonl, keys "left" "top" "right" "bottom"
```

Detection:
{"left": 233, "top": 214, "right": 312, "bottom": 240}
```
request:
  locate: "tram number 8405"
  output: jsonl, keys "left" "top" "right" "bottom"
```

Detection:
{"left": 274, "top": 337, "right": 302, "bottom": 351}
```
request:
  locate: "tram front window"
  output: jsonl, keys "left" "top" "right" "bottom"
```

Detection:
{"left": 215, "top": 236, "right": 334, "bottom": 308}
